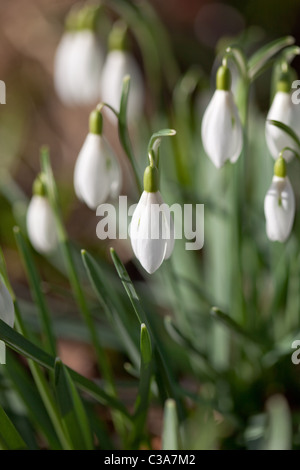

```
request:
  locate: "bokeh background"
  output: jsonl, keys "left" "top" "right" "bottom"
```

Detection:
{"left": 1, "top": 0, "right": 300, "bottom": 448}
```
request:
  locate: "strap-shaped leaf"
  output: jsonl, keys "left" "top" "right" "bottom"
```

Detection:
{"left": 0, "top": 318, "right": 130, "bottom": 418}
{"left": 162, "top": 399, "right": 179, "bottom": 450}
{"left": 248, "top": 36, "right": 295, "bottom": 80}
{"left": 54, "top": 358, "right": 94, "bottom": 450}
{"left": 0, "top": 404, "right": 27, "bottom": 450}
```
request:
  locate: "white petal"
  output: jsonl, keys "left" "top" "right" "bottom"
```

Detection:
{"left": 26, "top": 196, "right": 58, "bottom": 254}
{"left": 54, "top": 32, "right": 77, "bottom": 106}
{"left": 74, "top": 133, "right": 113, "bottom": 209}
{"left": 108, "top": 150, "right": 122, "bottom": 199}
{"left": 129, "top": 191, "right": 174, "bottom": 273}
{"left": 100, "top": 50, "right": 144, "bottom": 122}
{"left": 68, "top": 31, "right": 104, "bottom": 106}
{"left": 264, "top": 176, "right": 295, "bottom": 242}
{"left": 201, "top": 90, "right": 243, "bottom": 168}
{"left": 0, "top": 279, "right": 14, "bottom": 328}
{"left": 130, "top": 191, "right": 148, "bottom": 258}
{"left": 155, "top": 192, "right": 175, "bottom": 260}
{"left": 265, "top": 91, "right": 299, "bottom": 162}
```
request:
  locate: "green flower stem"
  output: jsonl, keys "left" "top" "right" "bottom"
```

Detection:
{"left": 40, "top": 148, "right": 127, "bottom": 441}
{"left": 98, "top": 97, "right": 142, "bottom": 194}
{"left": 231, "top": 77, "right": 250, "bottom": 326}
{"left": 14, "top": 227, "right": 57, "bottom": 357}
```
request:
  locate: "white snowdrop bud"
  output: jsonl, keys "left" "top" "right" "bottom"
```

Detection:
{"left": 265, "top": 70, "right": 300, "bottom": 162}
{"left": 100, "top": 21, "right": 144, "bottom": 122}
{"left": 26, "top": 175, "right": 58, "bottom": 254}
{"left": 264, "top": 156, "right": 295, "bottom": 242}
{"left": 54, "top": 6, "right": 104, "bottom": 107}
{"left": 74, "top": 109, "right": 122, "bottom": 209}
{"left": 201, "top": 64, "right": 243, "bottom": 168}
{"left": 130, "top": 165, "right": 174, "bottom": 274}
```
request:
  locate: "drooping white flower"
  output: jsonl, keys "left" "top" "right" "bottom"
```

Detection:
{"left": 74, "top": 109, "right": 122, "bottom": 209}
{"left": 264, "top": 156, "right": 295, "bottom": 242}
{"left": 130, "top": 166, "right": 174, "bottom": 274}
{"left": 0, "top": 278, "right": 15, "bottom": 328}
{"left": 100, "top": 22, "right": 144, "bottom": 122}
{"left": 54, "top": 7, "right": 104, "bottom": 107}
{"left": 201, "top": 64, "right": 243, "bottom": 168}
{"left": 265, "top": 75, "right": 300, "bottom": 162}
{"left": 27, "top": 195, "right": 58, "bottom": 254}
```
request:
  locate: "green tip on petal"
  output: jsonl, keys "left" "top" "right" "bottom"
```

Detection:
{"left": 276, "top": 65, "right": 293, "bottom": 93}
{"left": 143, "top": 165, "right": 159, "bottom": 193}
{"left": 33, "top": 173, "right": 47, "bottom": 197}
{"left": 216, "top": 65, "right": 231, "bottom": 91}
{"left": 274, "top": 156, "right": 287, "bottom": 177}
{"left": 89, "top": 109, "right": 103, "bottom": 135}
{"left": 108, "top": 20, "right": 128, "bottom": 51}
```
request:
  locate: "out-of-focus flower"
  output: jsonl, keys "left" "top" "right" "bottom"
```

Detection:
{"left": 0, "top": 279, "right": 15, "bottom": 328}
{"left": 26, "top": 175, "right": 58, "bottom": 254}
{"left": 74, "top": 108, "right": 122, "bottom": 209}
{"left": 264, "top": 156, "right": 295, "bottom": 242}
{"left": 54, "top": 6, "right": 104, "bottom": 107}
{"left": 130, "top": 165, "right": 174, "bottom": 274}
{"left": 100, "top": 21, "right": 144, "bottom": 122}
{"left": 265, "top": 69, "right": 300, "bottom": 162}
{"left": 201, "top": 63, "right": 243, "bottom": 168}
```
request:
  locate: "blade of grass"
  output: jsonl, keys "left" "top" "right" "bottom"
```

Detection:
{"left": 0, "top": 404, "right": 28, "bottom": 450}
{"left": 0, "top": 318, "right": 130, "bottom": 418}
{"left": 129, "top": 323, "right": 153, "bottom": 448}
{"left": 210, "top": 307, "right": 265, "bottom": 349}
{"left": 248, "top": 36, "right": 295, "bottom": 80}
{"left": 54, "top": 358, "right": 94, "bottom": 450}
{"left": 162, "top": 399, "right": 180, "bottom": 450}
{"left": 110, "top": 247, "right": 186, "bottom": 420}
{"left": 14, "top": 227, "right": 56, "bottom": 356}
{"left": 0, "top": 248, "right": 71, "bottom": 449}
{"left": 5, "top": 350, "right": 61, "bottom": 449}
{"left": 81, "top": 249, "right": 140, "bottom": 368}
{"left": 118, "top": 76, "right": 142, "bottom": 193}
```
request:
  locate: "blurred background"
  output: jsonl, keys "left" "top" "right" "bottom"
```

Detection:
{"left": 1, "top": 0, "right": 300, "bottom": 449}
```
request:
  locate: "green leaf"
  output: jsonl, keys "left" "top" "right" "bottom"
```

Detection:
{"left": 162, "top": 399, "right": 179, "bottom": 450}
{"left": 0, "top": 318, "right": 130, "bottom": 418}
{"left": 81, "top": 249, "right": 140, "bottom": 368}
{"left": 118, "top": 75, "right": 142, "bottom": 193}
{"left": 210, "top": 307, "right": 264, "bottom": 348}
{"left": 248, "top": 36, "right": 295, "bottom": 80}
{"left": 267, "top": 120, "right": 300, "bottom": 150}
{"left": 14, "top": 226, "right": 56, "bottom": 356}
{"left": 5, "top": 351, "right": 61, "bottom": 449}
{"left": 0, "top": 404, "right": 27, "bottom": 450}
{"left": 110, "top": 248, "right": 186, "bottom": 420}
{"left": 130, "top": 323, "right": 153, "bottom": 447}
{"left": 264, "top": 395, "right": 292, "bottom": 450}
{"left": 54, "top": 358, "right": 94, "bottom": 450}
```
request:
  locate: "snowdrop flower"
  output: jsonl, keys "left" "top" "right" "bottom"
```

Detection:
{"left": 265, "top": 69, "right": 300, "bottom": 162}
{"left": 130, "top": 165, "right": 174, "bottom": 274}
{"left": 201, "top": 63, "right": 243, "bottom": 168}
{"left": 264, "top": 156, "right": 295, "bottom": 242}
{"left": 0, "top": 278, "right": 15, "bottom": 328}
{"left": 74, "top": 108, "right": 122, "bottom": 209}
{"left": 27, "top": 175, "right": 58, "bottom": 254}
{"left": 54, "top": 6, "right": 104, "bottom": 107}
{"left": 100, "top": 21, "right": 144, "bottom": 122}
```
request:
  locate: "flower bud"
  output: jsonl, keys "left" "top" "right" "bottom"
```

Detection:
{"left": 201, "top": 64, "right": 243, "bottom": 168}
